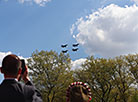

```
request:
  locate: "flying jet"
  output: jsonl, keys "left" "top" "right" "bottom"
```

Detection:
{"left": 72, "top": 43, "right": 79, "bottom": 47}
{"left": 62, "top": 50, "right": 68, "bottom": 53}
{"left": 61, "top": 44, "right": 68, "bottom": 48}
{"left": 72, "top": 48, "right": 78, "bottom": 51}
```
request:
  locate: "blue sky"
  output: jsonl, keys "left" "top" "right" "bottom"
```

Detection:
{"left": 0, "top": 0, "right": 138, "bottom": 82}
{"left": 0, "top": 0, "right": 135, "bottom": 59}
{"left": 0, "top": 0, "right": 97, "bottom": 59}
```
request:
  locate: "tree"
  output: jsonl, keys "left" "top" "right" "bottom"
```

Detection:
{"left": 113, "top": 56, "right": 135, "bottom": 102}
{"left": 125, "top": 54, "right": 138, "bottom": 90}
{"left": 74, "top": 56, "right": 117, "bottom": 102}
{"left": 74, "top": 55, "right": 135, "bottom": 102}
{"left": 27, "top": 50, "right": 73, "bottom": 102}
{"left": 131, "top": 91, "right": 138, "bottom": 102}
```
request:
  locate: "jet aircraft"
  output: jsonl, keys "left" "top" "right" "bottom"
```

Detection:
{"left": 61, "top": 44, "right": 68, "bottom": 48}
{"left": 72, "top": 43, "right": 79, "bottom": 47}
{"left": 62, "top": 50, "right": 68, "bottom": 53}
{"left": 72, "top": 48, "right": 78, "bottom": 51}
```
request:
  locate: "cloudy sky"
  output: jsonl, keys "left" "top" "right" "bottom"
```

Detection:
{"left": 0, "top": 0, "right": 138, "bottom": 82}
{"left": 72, "top": 4, "right": 138, "bottom": 58}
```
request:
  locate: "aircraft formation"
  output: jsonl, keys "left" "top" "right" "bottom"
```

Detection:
{"left": 61, "top": 43, "right": 79, "bottom": 53}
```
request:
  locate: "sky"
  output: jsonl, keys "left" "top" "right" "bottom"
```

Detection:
{"left": 0, "top": 0, "right": 138, "bottom": 82}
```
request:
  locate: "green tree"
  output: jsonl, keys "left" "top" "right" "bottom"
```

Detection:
{"left": 113, "top": 56, "right": 134, "bottom": 102}
{"left": 125, "top": 54, "right": 138, "bottom": 90}
{"left": 74, "top": 55, "right": 135, "bottom": 102}
{"left": 27, "top": 50, "right": 73, "bottom": 102}
{"left": 74, "top": 56, "right": 117, "bottom": 102}
{"left": 131, "top": 91, "right": 138, "bottom": 102}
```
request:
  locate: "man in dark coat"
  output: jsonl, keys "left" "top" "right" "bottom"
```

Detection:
{"left": 0, "top": 54, "right": 43, "bottom": 102}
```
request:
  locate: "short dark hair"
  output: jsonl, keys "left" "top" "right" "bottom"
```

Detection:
{"left": 1, "top": 54, "right": 21, "bottom": 76}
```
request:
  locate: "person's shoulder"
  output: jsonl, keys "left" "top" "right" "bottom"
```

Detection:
{"left": 22, "top": 81, "right": 35, "bottom": 94}
{"left": 17, "top": 81, "right": 34, "bottom": 90}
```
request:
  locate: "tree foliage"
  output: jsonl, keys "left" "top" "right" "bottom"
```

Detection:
{"left": 74, "top": 55, "right": 137, "bottom": 102}
{"left": 27, "top": 50, "right": 138, "bottom": 102}
{"left": 27, "top": 50, "right": 74, "bottom": 102}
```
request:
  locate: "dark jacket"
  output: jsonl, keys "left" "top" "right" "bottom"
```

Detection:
{"left": 0, "top": 79, "right": 43, "bottom": 102}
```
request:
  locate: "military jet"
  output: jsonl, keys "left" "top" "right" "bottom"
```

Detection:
{"left": 72, "top": 43, "right": 79, "bottom": 47}
{"left": 62, "top": 50, "right": 68, "bottom": 53}
{"left": 72, "top": 48, "right": 78, "bottom": 51}
{"left": 61, "top": 44, "right": 68, "bottom": 48}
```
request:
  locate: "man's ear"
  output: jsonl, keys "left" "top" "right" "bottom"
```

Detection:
{"left": 0, "top": 67, "right": 4, "bottom": 73}
{"left": 18, "top": 68, "right": 22, "bottom": 75}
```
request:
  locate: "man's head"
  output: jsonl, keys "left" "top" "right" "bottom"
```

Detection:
{"left": 1, "top": 54, "right": 21, "bottom": 77}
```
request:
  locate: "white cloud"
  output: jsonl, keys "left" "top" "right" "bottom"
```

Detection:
{"left": 71, "top": 58, "right": 87, "bottom": 70}
{"left": 70, "top": 24, "right": 75, "bottom": 35}
{"left": 0, "top": 51, "right": 28, "bottom": 66}
{"left": 0, "top": 52, "right": 12, "bottom": 66}
{"left": 34, "top": 0, "right": 51, "bottom": 6}
{"left": 71, "top": 4, "right": 138, "bottom": 58}
{"left": 131, "top": 0, "right": 138, "bottom": 5}
{"left": 17, "top": 0, "right": 51, "bottom": 6}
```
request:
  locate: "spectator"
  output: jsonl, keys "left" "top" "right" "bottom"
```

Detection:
{"left": 0, "top": 54, "right": 43, "bottom": 102}
{"left": 66, "top": 82, "right": 93, "bottom": 102}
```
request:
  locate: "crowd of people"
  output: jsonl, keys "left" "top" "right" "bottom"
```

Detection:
{"left": 0, "top": 54, "right": 93, "bottom": 102}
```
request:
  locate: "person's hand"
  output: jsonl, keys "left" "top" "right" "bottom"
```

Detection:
{"left": 22, "top": 65, "right": 30, "bottom": 83}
